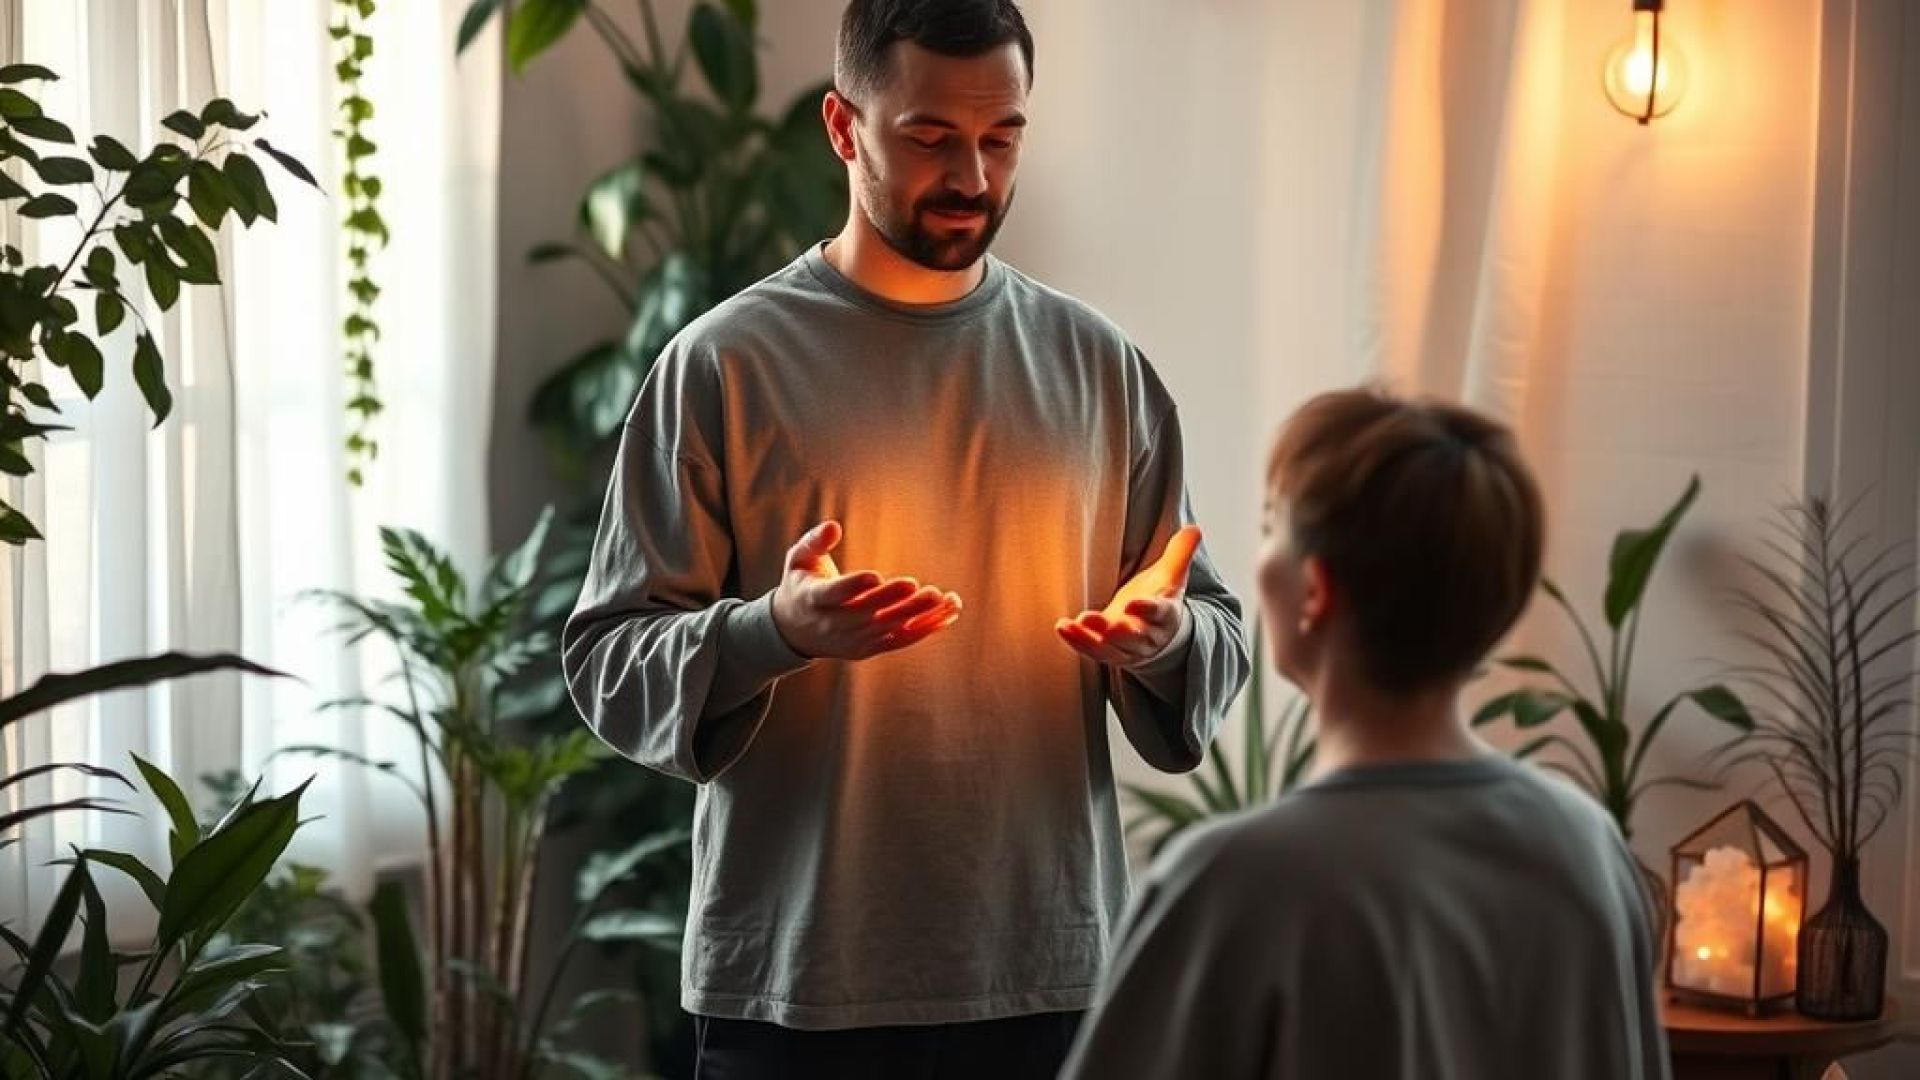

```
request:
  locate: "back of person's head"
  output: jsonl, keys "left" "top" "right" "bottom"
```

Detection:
{"left": 835, "top": 0, "right": 1035, "bottom": 104}
{"left": 1263, "top": 387, "right": 1544, "bottom": 696}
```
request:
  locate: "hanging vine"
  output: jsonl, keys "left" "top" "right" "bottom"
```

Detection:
{"left": 332, "top": 0, "right": 386, "bottom": 486}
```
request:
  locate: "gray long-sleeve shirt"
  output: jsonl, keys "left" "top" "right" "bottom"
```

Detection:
{"left": 562, "top": 243, "right": 1250, "bottom": 1030}
{"left": 1062, "top": 756, "right": 1671, "bottom": 1079}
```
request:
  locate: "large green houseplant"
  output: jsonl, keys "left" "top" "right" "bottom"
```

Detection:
{"left": 0, "top": 65, "right": 315, "bottom": 543}
{"left": 1472, "top": 475, "right": 1754, "bottom": 949}
{"left": 294, "top": 511, "right": 688, "bottom": 1080}
{"left": 1124, "top": 629, "right": 1317, "bottom": 859}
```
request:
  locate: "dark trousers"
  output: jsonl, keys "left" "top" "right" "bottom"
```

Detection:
{"left": 693, "top": 1010, "right": 1087, "bottom": 1080}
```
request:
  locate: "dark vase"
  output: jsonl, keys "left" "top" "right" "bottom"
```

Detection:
{"left": 1795, "top": 857, "right": 1888, "bottom": 1021}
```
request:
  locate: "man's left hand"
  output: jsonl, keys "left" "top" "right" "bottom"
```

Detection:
{"left": 1055, "top": 526, "right": 1200, "bottom": 669}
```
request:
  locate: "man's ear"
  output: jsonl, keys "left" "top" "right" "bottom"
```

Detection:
{"left": 823, "top": 90, "right": 859, "bottom": 164}
{"left": 1302, "top": 554, "right": 1335, "bottom": 628}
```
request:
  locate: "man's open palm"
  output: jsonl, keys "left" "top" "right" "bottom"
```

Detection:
{"left": 771, "top": 520, "right": 963, "bottom": 660}
{"left": 1055, "top": 526, "right": 1200, "bottom": 668}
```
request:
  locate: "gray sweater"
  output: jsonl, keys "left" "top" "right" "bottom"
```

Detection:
{"left": 562, "top": 244, "right": 1250, "bottom": 1030}
{"left": 1062, "top": 756, "right": 1671, "bottom": 1079}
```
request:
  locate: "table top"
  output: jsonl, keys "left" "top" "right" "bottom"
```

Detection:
{"left": 1662, "top": 999, "right": 1898, "bottom": 1058}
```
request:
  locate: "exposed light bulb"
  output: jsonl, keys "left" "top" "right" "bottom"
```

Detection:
{"left": 1604, "top": 8, "right": 1689, "bottom": 123}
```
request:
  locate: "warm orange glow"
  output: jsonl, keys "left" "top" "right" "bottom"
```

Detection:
{"left": 1056, "top": 526, "right": 1201, "bottom": 659}
{"left": 1604, "top": 10, "right": 1688, "bottom": 122}
{"left": 1673, "top": 846, "right": 1802, "bottom": 1001}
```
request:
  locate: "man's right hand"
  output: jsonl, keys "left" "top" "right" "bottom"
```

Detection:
{"left": 769, "top": 520, "right": 963, "bottom": 660}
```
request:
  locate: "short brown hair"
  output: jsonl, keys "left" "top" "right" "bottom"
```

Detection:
{"left": 1267, "top": 387, "right": 1544, "bottom": 695}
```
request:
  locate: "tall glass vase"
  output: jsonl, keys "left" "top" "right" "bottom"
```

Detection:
{"left": 1795, "top": 857, "right": 1888, "bottom": 1021}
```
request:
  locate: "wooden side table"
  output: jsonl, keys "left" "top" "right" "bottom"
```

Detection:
{"left": 1663, "top": 1000, "right": 1897, "bottom": 1080}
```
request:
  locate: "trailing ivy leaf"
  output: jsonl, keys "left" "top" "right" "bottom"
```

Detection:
{"left": 133, "top": 331, "right": 172, "bottom": 424}
{"left": 159, "top": 216, "right": 219, "bottom": 284}
{"left": 95, "top": 291, "right": 124, "bottom": 336}
{"left": 254, "top": 137, "right": 318, "bottom": 189}
{"left": 456, "top": 0, "right": 503, "bottom": 55}
{"left": 199, "top": 97, "right": 259, "bottom": 131}
{"left": 144, "top": 255, "right": 181, "bottom": 312}
{"left": 21, "top": 382, "right": 53, "bottom": 410}
{"left": 18, "top": 192, "right": 75, "bottom": 218}
{"left": 0, "top": 87, "right": 42, "bottom": 119}
{"left": 11, "top": 115, "right": 74, "bottom": 144}
{"left": 88, "top": 134, "right": 138, "bottom": 171}
{"left": 506, "top": 0, "right": 584, "bottom": 73}
{"left": 0, "top": 63, "right": 57, "bottom": 84}
{"left": 161, "top": 109, "right": 206, "bottom": 140}
{"left": 222, "top": 152, "right": 275, "bottom": 223}
{"left": 32, "top": 154, "right": 91, "bottom": 185}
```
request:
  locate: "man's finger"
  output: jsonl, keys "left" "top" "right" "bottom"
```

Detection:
{"left": 873, "top": 607, "right": 962, "bottom": 654}
{"left": 845, "top": 577, "right": 920, "bottom": 611}
{"left": 1055, "top": 620, "right": 1124, "bottom": 666}
{"left": 785, "top": 519, "right": 844, "bottom": 574}
{"left": 814, "top": 570, "right": 885, "bottom": 607}
{"left": 1124, "top": 597, "right": 1179, "bottom": 628}
{"left": 876, "top": 586, "right": 947, "bottom": 625}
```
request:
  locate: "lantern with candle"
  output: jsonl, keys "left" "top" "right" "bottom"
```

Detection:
{"left": 1667, "top": 801, "right": 1807, "bottom": 1014}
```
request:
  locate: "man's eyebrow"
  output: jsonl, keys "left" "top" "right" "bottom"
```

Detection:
{"left": 898, "top": 112, "right": 1028, "bottom": 129}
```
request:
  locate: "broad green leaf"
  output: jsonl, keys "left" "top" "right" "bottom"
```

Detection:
{"left": 506, "top": 0, "right": 585, "bottom": 73}
{"left": 133, "top": 331, "right": 173, "bottom": 424}
{"left": 254, "top": 138, "right": 318, "bottom": 189}
{"left": 12, "top": 115, "right": 73, "bottom": 144}
{"left": 95, "top": 291, "right": 124, "bottom": 336}
{"left": 0, "top": 64, "right": 58, "bottom": 84}
{"left": 0, "top": 652, "right": 275, "bottom": 732}
{"left": 690, "top": 3, "right": 758, "bottom": 112}
{"left": 144, "top": 254, "right": 181, "bottom": 312}
{"left": 576, "top": 826, "right": 690, "bottom": 906}
{"left": 1689, "top": 684, "right": 1754, "bottom": 732}
{"left": 186, "top": 160, "right": 232, "bottom": 229}
{"left": 18, "top": 192, "right": 75, "bottom": 218}
{"left": 456, "top": 0, "right": 503, "bottom": 55}
{"left": 31, "top": 154, "right": 91, "bottom": 185}
{"left": 200, "top": 98, "right": 260, "bottom": 131}
{"left": 159, "top": 215, "right": 219, "bottom": 284}
{"left": 83, "top": 847, "right": 166, "bottom": 910}
{"left": 54, "top": 332, "right": 102, "bottom": 398}
{"left": 157, "top": 779, "right": 308, "bottom": 948}
{"left": 161, "top": 109, "right": 206, "bottom": 140}
{"left": 579, "top": 159, "right": 652, "bottom": 261}
{"left": 133, "top": 753, "right": 203, "bottom": 864}
{"left": 369, "top": 880, "right": 427, "bottom": 1047}
{"left": 0, "top": 87, "right": 41, "bottom": 119}
{"left": 87, "top": 134, "right": 138, "bottom": 171}
{"left": 1604, "top": 474, "right": 1700, "bottom": 630}
{"left": 222, "top": 151, "right": 275, "bottom": 223}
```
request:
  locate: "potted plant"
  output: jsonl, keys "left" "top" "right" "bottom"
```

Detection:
{"left": 1718, "top": 495, "right": 1919, "bottom": 1020}
{"left": 1124, "top": 628, "right": 1317, "bottom": 859}
{"left": 1473, "top": 475, "right": 1754, "bottom": 952}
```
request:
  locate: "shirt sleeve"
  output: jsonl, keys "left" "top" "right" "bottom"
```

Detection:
{"left": 1107, "top": 404, "right": 1251, "bottom": 772}
{"left": 1060, "top": 826, "right": 1280, "bottom": 1079}
{"left": 560, "top": 345, "right": 812, "bottom": 785}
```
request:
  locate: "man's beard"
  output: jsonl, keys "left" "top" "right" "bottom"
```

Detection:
{"left": 861, "top": 182, "right": 1013, "bottom": 273}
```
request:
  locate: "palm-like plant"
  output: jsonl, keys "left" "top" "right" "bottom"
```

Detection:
{"left": 1719, "top": 495, "right": 1919, "bottom": 862}
{"left": 1124, "top": 629, "right": 1317, "bottom": 859}
{"left": 1, "top": 757, "right": 313, "bottom": 1076}
{"left": 297, "top": 509, "right": 685, "bottom": 1080}
{"left": 1472, "top": 476, "right": 1753, "bottom": 839}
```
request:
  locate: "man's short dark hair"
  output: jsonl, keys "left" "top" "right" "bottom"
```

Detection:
{"left": 836, "top": 0, "right": 1035, "bottom": 103}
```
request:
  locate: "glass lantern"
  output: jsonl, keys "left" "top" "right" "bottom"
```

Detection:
{"left": 1667, "top": 800, "right": 1808, "bottom": 1014}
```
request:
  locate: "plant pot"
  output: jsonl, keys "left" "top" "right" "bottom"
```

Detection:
{"left": 1795, "top": 857, "right": 1888, "bottom": 1021}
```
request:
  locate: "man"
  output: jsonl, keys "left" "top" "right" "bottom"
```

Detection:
{"left": 562, "top": 1, "right": 1248, "bottom": 1075}
{"left": 1061, "top": 389, "right": 1669, "bottom": 1079}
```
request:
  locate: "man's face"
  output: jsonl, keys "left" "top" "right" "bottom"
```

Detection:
{"left": 839, "top": 41, "right": 1028, "bottom": 272}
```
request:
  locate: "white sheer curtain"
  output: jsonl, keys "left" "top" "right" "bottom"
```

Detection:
{"left": 0, "top": 0, "right": 499, "bottom": 932}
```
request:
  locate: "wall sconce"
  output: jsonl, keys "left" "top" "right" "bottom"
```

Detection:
{"left": 1604, "top": 0, "right": 1688, "bottom": 124}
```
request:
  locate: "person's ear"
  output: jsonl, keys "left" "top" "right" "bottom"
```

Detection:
{"left": 823, "top": 90, "right": 859, "bottom": 164}
{"left": 1298, "top": 555, "right": 1333, "bottom": 636}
